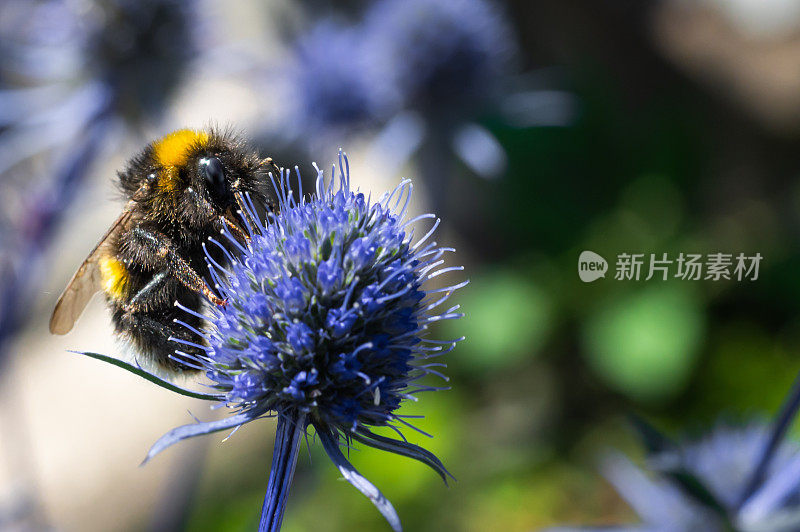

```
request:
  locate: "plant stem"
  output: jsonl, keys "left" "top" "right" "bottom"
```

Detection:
{"left": 737, "top": 368, "right": 800, "bottom": 509}
{"left": 259, "top": 411, "right": 306, "bottom": 532}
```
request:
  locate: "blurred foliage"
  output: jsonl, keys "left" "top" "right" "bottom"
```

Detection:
{"left": 450, "top": 268, "right": 553, "bottom": 375}
{"left": 583, "top": 283, "right": 704, "bottom": 402}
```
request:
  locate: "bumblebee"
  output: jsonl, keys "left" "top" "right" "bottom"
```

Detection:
{"left": 50, "top": 128, "right": 277, "bottom": 372}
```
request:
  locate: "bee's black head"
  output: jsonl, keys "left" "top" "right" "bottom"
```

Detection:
{"left": 119, "top": 128, "right": 277, "bottom": 229}
{"left": 199, "top": 156, "right": 227, "bottom": 202}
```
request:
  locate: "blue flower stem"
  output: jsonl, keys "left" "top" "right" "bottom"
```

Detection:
{"left": 259, "top": 411, "right": 307, "bottom": 532}
{"left": 737, "top": 368, "right": 800, "bottom": 509}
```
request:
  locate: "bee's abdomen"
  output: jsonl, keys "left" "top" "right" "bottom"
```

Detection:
{"left": 107, "top": 281, "right": 206, "bottom": 373}
{"left": 103, "top": 235, "right": 208, "bottom": 372}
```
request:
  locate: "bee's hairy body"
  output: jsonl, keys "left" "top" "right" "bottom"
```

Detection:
{"left": 50, "top": 128, "right": 276, "bottom": 373}
{"left": 98, "top": 209, "right": 210, "bottom": 373}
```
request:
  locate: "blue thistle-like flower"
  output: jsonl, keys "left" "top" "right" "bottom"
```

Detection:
{"left": 286, "top": 21, "right": 398, "bottom": 136}
{"left": 278, "top": 0, "right": 537, "bottom": 184}
{"left": 362, "top": 0, "right": 515, "bottom": 111}
{"left": 552, "top": 421, "right": 800, "bottom": 532}
{"left": 105, "top": 153, "right": 467, "bottom": 531}
{"left": 281, "top": 0, "right": 516, "bottom": 141}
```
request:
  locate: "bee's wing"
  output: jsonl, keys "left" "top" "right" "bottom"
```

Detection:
{"left": 49, "top": 204, "right": 134, "bottom": 334}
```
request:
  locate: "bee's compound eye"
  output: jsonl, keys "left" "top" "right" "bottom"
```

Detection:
{"left": 200, "top": 157, "right": 226, "bottom": 197}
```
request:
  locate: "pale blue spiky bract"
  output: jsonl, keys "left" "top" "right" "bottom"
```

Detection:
{"left": 160, "top": 153, "right": 465, "bottom": 531}
{"left": 551, "top": 423, "right": 800, "bottom": 532}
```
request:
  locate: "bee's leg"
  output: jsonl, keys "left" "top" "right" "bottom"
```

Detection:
{"left": 219, "top": 210, "right": 249, "bottom": 242}
{"left": 186, "top": 184, "right": 250, "bottom": 242}
{"left": 129, "top": 227, "right": 226, "bottom": 306}
{"left": 122, "top": 271, "right": 169, "bottom": 313}
{"left": 169, "top": 258, "right": 226, "bottom": 307}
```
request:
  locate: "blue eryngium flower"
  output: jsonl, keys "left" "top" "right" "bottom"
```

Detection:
{"left": 551, "top": 420, "right": 800, "bottom": 532}
{"left": 362, "top": 0, "right": 515, "bottom": 111}
{"left": 288, "top": 21, "right": 398, "bottom": 134}
{"left": 91, "top": 154, "right": 466, "bottom": 532}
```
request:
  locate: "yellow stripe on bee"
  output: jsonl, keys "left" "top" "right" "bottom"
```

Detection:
{"left": 153, "top": 129, "right": 210, "bottom": 193}
{"left": 153, "top": 129, "right": 210, "bottom": 167}
{"left": 99, "top": 255, "right": 129, "bottom": 300}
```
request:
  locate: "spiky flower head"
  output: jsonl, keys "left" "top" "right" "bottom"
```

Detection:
{"left": 140, "top": 153, "right": 465, "bottom": 531}
{"left": 201, "top": 154, "right": 464, "bottom": 428}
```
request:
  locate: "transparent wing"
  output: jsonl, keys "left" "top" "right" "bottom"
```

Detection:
{"left": 49, "top": 205, "right": 134, "bottom": 334}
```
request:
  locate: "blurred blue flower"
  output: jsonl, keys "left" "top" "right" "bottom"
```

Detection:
{"left": 553, "top": 422, "right": 800, "bottom": 532}
{"left": 287, "top": 21, "right": 398, "bottom": 135}
{"left": 0, "top": 0, "right": 200, "bottom": 170}
{"left": 278, "top": 0, "right": 576, "bottom": 187}
{"left": 279, "top": 0, "right": 524, "bottom": 180}
{"left": 93, "top": 154, "right": 466, "bottom": 531}
{"left": 363, "top": 0, "right": 515, "bottom": 111}
{"left": 361, "top": 0, "right": 520, "bottom": 190}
